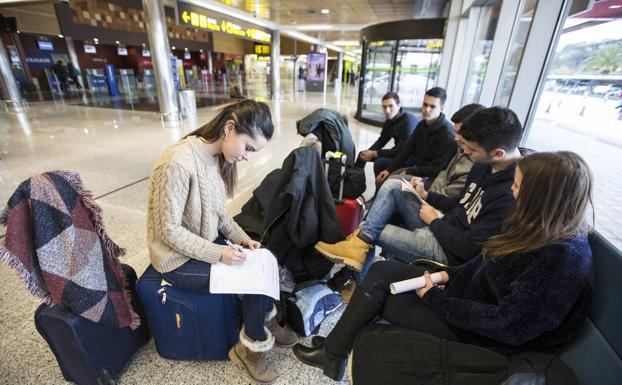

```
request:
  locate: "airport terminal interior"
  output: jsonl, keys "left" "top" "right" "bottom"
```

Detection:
{"left": 1, "top": 0, "right": 621, "bottom": 384}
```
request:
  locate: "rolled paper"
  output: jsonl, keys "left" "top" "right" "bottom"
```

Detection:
{"left": 390, "top": 272, "right": 443, "bottom": 294}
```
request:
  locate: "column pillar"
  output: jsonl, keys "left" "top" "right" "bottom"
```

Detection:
{"left": 0, "top": 37, "right": 26, "bottom": 112}
{"left": 141, "top": 0, "right": 179, "bottom": 121}
{"left": 270, "top": 30, "right": 280, "bottom": 99}
{"left": 337, "top": 51, "right": 344, "bottom": 86}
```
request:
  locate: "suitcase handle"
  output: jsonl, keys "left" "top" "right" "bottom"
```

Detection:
{"left": 325, "top": 151, "right": 347, "bottom": 202}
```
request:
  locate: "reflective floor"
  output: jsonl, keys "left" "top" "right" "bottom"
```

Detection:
{"left": 0, "top": 83, "right": 379, "bottom": 384}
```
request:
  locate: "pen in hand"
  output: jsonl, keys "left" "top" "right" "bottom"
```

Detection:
{"left": 225, "top": 239, "right": 244, "bottom": 252}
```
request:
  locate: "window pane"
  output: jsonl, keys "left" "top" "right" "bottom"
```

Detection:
{"left": 461, "top": 3, "right": 501, "bottom": 105}
{"left": 525, "top": 18, "right": 622, "bottom": 250}
{"left": 394, "top": 39, "right": 443, "bottom": 111}
{"left": 495, "top": 0, "right": 538, "bottom": 106}
{"left": 361, "top": 41, "right": 397, "bottom": 121}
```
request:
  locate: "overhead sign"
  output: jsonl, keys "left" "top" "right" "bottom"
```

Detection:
{"left": 177, "top": 1, "right": 271, "bottom": 43}
{"left": 37, "top": 40, "right": 54, "bottom": 51}
{"left": 254, "top": 44, "right": 270, "bottom": 55}
{"left": 25, "top": 52, "right": 53, "bottom": 68}
{"left": 84, "top": 45, "right": 96, "bottom": 54}
{"left": 117, "top": 47, "right": 128, "bottom": 56}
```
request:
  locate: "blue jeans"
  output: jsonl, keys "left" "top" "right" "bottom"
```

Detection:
{"left": 359, "top": 179, "right": 447, "bottom": 267}
{"left": 161, "top": 234, "right": 273, "bottom": 342}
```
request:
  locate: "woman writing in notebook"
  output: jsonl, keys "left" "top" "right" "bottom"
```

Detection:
{"left": 293, "top": 151, "right": 594, "bottom": 381}
{"left": 147, "top": 100, "right": 297, "bottom": 384}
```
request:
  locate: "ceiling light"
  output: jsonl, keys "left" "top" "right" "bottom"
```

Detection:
{"left": 58, "top": 34, "right": 64, "bottom": 38}
{"left": 321, "top": 9, "right": 330, "bottom": 14}
{"left": 115, "top": 40, "right": 120, "bottom": 44}
{"left": 142, "top": 43, "right": 146, "bottom": 46}
{"left": 172, "top": 46, "right": 176, "bottom": 50}
{"left": 184, "top": 47, "right": 188, "bottom": 50}
{"left": 331, "top": 40, "right": 360, "bottom": 46}
{"left": 200, "top": 49, "right": 203, "bottom": 52}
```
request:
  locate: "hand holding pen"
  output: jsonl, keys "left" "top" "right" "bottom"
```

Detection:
{"left": 221, "top": 239, "right": 246, "bottom": 265}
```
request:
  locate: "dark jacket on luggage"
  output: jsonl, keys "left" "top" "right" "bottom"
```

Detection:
{"left": 369, "top": 109, "right": 418, "bottom": 159}
{"left": 234, "top": 147, "right": 343, "bottom": 277}
{"left": 297, "top": 108, "right": 356, "bottom": 167}
{"left": 426, "top": 162, "right": 517, "bottom": 265}
{"left": 387, "top": 113, "right": 456, "bottom": 179}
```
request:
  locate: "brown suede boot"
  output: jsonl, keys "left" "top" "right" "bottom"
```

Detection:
{"left": 339, "top": 280, "right": 357, "bottom": 304}
{"left": 265, "top": 306, "right": 298, "bottom": 348}
{"left": 228, "top": 327, "right": 278, "bottom": 384}
{"left": 314, "top": 229, "right": 371, "bottom": 272}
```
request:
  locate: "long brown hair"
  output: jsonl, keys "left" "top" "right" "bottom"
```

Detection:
{"left": 185, "top": 100, "right": 273, "bottom": 197}
{"left": 482, "top": 151, "right": 593, "bottom": 260}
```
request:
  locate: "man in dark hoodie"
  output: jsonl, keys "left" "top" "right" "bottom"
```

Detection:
{"left": 376, "top": 87, "right": 456, "bottom": 184}
{"left": 355, "top": 92, "right": 419, "bottom": 176}
{"left": 315, "top": 107, "right": 523, "bottom": 273}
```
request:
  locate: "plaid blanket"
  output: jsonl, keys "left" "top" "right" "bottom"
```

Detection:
{"left": 0, "top": 171, "right": 140, "bottom": 329}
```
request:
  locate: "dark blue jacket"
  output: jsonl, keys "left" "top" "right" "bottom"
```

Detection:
{"left": 423, "top": 235, "right": 593, "bottom": 355}
{"left": 369, "top": 109, "right": 418, "bottom": 159}
{"left": 427, "top": 162, "right": 516, "bottom": 265}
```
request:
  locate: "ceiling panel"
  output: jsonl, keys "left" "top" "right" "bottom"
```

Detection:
{"left": 215, "top": 0, "right": 423, "bottom": 26}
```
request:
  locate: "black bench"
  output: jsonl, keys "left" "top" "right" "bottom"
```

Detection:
{"left": 559, "top": 231, "right": 622, "bottom": 384}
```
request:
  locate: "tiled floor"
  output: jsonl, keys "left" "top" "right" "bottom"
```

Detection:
{"left": 0, "top": 84, "right": 380, "bottom": 385}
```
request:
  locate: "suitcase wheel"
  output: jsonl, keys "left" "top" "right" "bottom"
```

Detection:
{"left": 98, "top": 367, "right": 116, "bottom": 385}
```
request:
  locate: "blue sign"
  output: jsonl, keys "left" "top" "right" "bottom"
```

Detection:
{"left": 25, "top": 52, "right": 53, "bottom": 69}
{"left": 171, "top": 55, "right": 179, "bottom": 90}
{"left": 104, "top": 64, "right": 120, "bottom": 96}
{"left": 37, "top": 41, "right": 54, "bottom": 51}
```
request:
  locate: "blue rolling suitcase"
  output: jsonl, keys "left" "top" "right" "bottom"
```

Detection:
{"left": 33, "top": 264, "right": 149, "bottom": 385}
{"left": 136, "top": 265, "right": 240, "bottom": 360}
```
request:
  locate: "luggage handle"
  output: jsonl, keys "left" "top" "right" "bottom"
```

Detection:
{"left": 325, "top": 151, "right": 346, "bottom": 203}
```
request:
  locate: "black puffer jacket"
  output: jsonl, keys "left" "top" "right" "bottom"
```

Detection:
{"left": 234, "top": 147, "right": 343, "bottom": 275}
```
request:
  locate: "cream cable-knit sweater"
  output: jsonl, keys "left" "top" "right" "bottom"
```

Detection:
{"left": 147, "top": 136, "right": 252, "bottom": 273}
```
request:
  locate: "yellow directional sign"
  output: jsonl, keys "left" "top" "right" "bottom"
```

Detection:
{"left": 177, "top": 1, "right": 271, "bottom": 43}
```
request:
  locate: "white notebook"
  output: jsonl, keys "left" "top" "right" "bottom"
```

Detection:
{"left": 210, "top": 248, "right": 280, "bottom": 300}
{"left": 400, "top": 178, "right": 445, "bottom": 218}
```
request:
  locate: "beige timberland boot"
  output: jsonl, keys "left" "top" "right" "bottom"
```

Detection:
{"left": 265, "top": 305, "right": 298, "bottom": 347}
{"left": 314, "top": 229, "right": 371, "bottom": 272}
{"left": 228, "top": 327, "right": 278, "bottom": 384}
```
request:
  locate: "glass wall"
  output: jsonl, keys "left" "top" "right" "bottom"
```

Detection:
{"left": 525, "top": 17, "right": 622, "bottom": 250}
{"left": 360, "top": 41, "right": 396, "bottom": 121}
{"left": 394, "top": 39, "right": 442, "bottom": 110}
{"left": 495, "top": 0, "right": 538, "bottom": 106}
{"left": 360, "top": 39, "right": 443, "bottom": 123}
{"left": 461, "top": 2, "right": 501, "bottom": 105}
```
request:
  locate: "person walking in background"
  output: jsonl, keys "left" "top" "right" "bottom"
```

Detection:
{"left": 52, "top": 59, "right": 69, "bottom": 93}
{"left": 67, "top": 62, "right": 82, "bottom": 90}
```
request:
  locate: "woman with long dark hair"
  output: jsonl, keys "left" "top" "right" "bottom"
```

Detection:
{"left": 147, "top": 100, "right": 296, "bottom": 383}
{"left": 294, "top": 151, "right": 594, "bottom": 382}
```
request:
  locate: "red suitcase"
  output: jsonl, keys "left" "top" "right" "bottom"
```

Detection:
{"left": 336, "top": 196, "right": 365, "bottom": 237}
{"left": 325, "top": 152, "right": 366, "bottom": 237}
